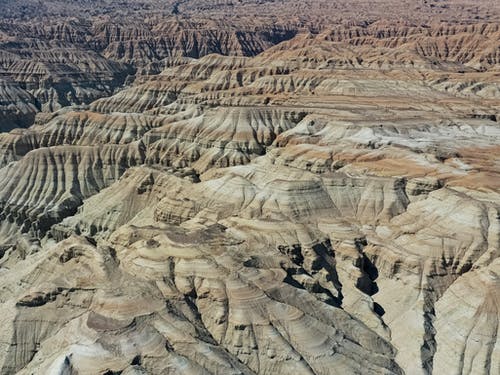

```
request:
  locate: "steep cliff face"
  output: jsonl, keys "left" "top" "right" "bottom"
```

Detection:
{"left": 0, "top": 1, "right": 500, "bottom": 374}
{"left": 0, "top": 79, "right": 38, "bottom": 131}
{"left": 0, "top": 39, "right": 134, "bottom": 126}
{"left": 0, "top": 18, "right": 296, "bottom": 127}
{"left": 0, "top": 0, "right": 498, "bottom": 129}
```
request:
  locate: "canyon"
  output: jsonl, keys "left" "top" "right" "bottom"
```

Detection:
{"left": 0, "top": 1, "right": 499, "bottom": 374}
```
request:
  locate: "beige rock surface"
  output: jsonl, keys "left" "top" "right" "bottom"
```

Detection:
{"left": 0, "top": 1, "right": 499, "bottom": 374}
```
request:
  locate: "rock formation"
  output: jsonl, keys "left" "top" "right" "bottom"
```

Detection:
{"left": 0, "top": 0, "right": 499, "bottom": 374}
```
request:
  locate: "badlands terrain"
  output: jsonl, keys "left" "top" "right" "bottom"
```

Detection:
{"left": 0, "top": 0, "right": 500, "bottom": 374}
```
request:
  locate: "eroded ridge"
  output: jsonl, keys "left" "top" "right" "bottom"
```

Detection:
{"left": 0, "top": 1, "right": 499, "bottom": 374}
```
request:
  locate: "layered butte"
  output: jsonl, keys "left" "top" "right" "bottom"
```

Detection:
{"left": 0, "top": 1, "right": 499, "bottom": 375}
